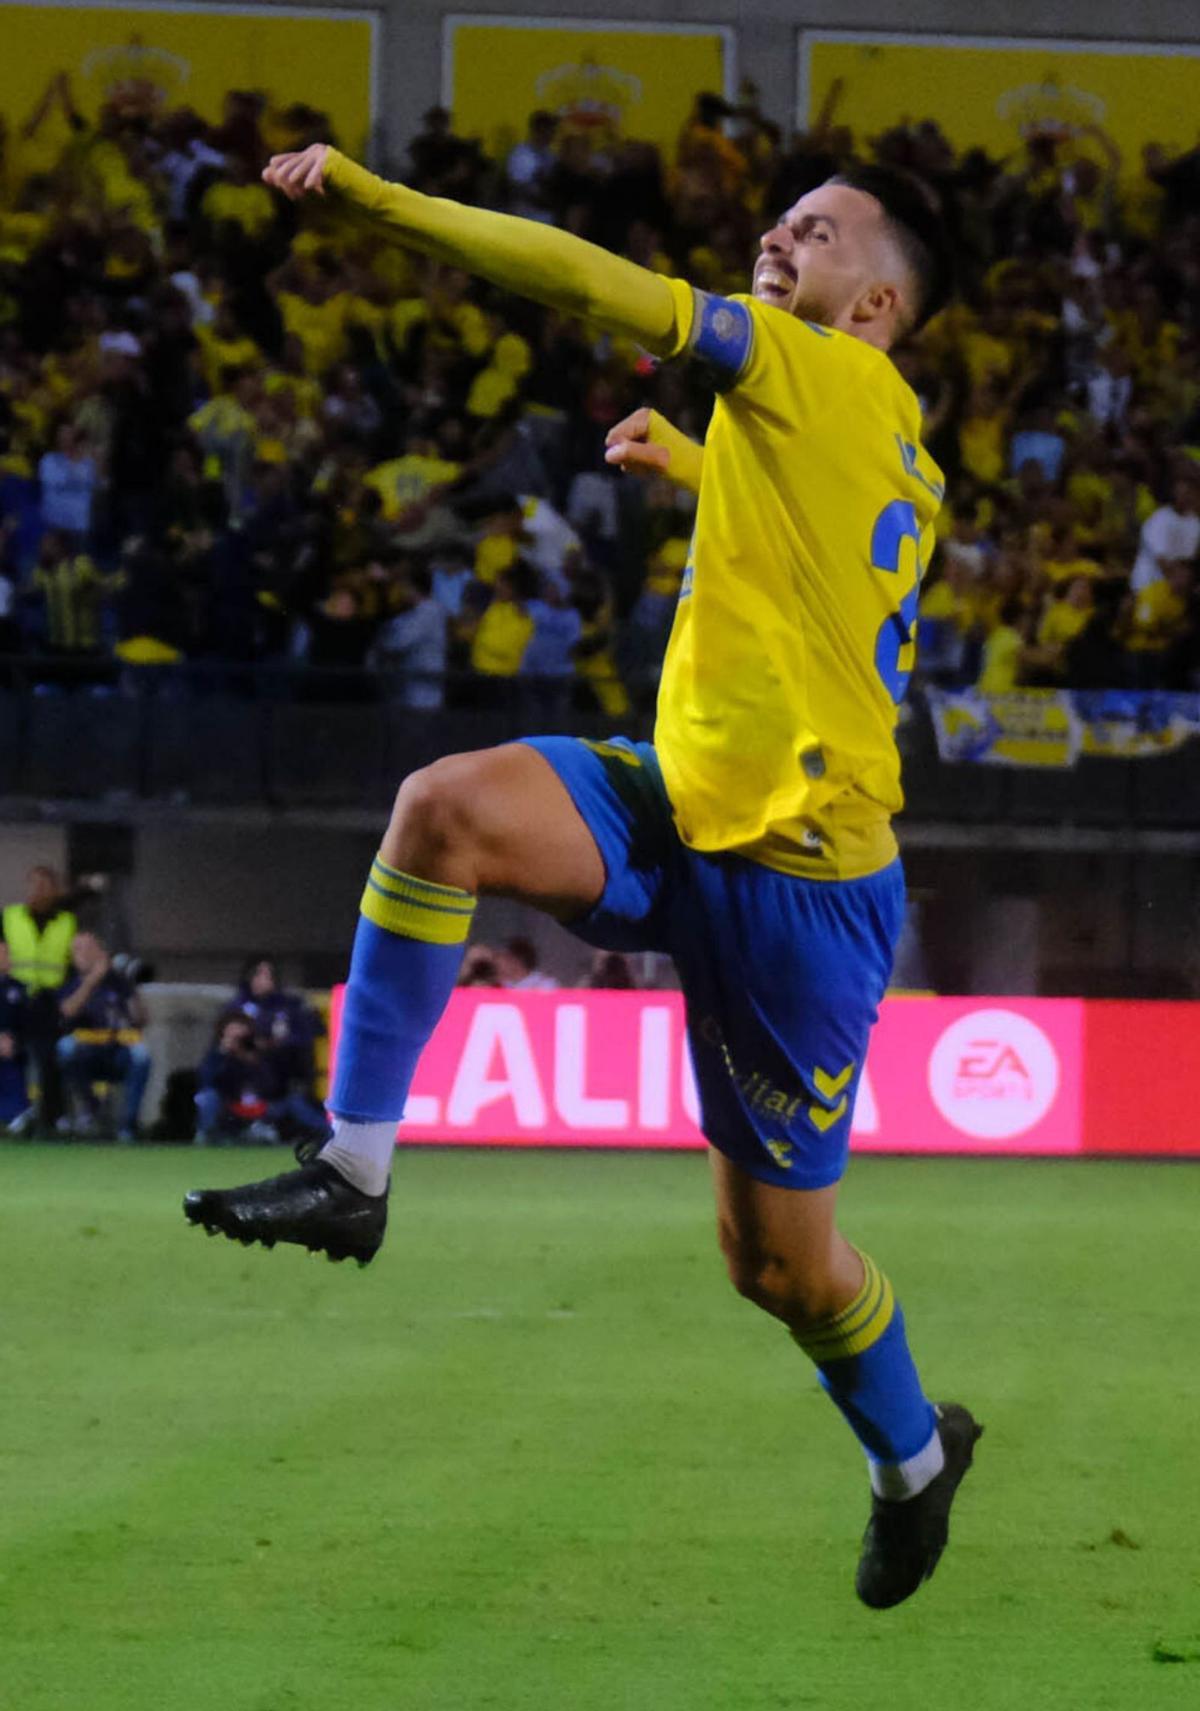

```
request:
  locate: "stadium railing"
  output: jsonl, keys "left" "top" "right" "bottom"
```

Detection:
{"left": 1, "top": 656, "right": 1198, "bottom": 829}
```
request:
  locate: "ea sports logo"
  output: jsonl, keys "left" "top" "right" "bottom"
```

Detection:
{"left": 928, "top": 1009, "right": 1060, "bottom": 1140}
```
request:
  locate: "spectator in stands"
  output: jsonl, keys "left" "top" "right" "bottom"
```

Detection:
{"left": 918, "top": 561, "right": 974, "bottom": 684}
{"left": 38, "top": 422, "right": 99, "bottom": 543}
{"left": 194, "top": 1013, "right": 281, "bottom": 1144}
{"left": 467, "top": 561, "right": 537, "bottom": 693}
{"left": 1130, "top": 469, "right": 1200, "bottom": 592}
{"left": 1035, "top": 576, "right": 1096, "bottom": 682}
{"left": 224, "top": 955, "right": 327, "bottom": 1134}
{"left": 504, "top": 111, "right": 559, "bottom": 223}
{"left": 496, "top": 936, "right": 558, "bottom": 990}
{"left": 27, "top": 528, "right": 121, "bottom": 656}
{"left": 457, "top": 943, "right": 503, "bottom": 987}
{"left": 113, "top": 534, "right": 189, "bottom": 666}
{"left": 0, "top": 543, "right": 20, "bottom": 658}
{"left": 3, "top": 66, "right": 1200, "bottom": 713}
{"left": 976, "top": 599, "right": 1032, "bottom": 694}
{"left": 521, "top": 575, "right": 582, "bottom": 719}
{"left": 368, "top": 562, "right": 447, "bottom": 709}
{"left": 56, "top": 930, "right": 150, "bottom": 1142}
{"left": 0, "top": 941, "right": 31, "bottom": 1129}
{"left": 407, "top": 106, "right": 483, "bottom": 199}
{"left": 1118, "top": 560, "right": 1195, "bottom": 687}
{"left": 586, "top": 951, "right": 637, "bottom": 989}
{"left": 1009, "top": 403, "right": 1069, "bottom": 485}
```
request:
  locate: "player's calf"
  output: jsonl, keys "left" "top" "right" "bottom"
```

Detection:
{"left": 788, "top": 1262, "right": 980, "bottom": 1607}
{"left": 715, "top": 1189, "right": 979, "bottom": 1607}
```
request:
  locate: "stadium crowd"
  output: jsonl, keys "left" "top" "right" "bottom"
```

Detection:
{"left": 1, "top": 72, "right": 1199, "bottom": 705}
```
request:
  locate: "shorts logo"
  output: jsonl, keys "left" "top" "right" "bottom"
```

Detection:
{"left": 927, "top": 1008, "right": 1060, "bottom": 1140}
{"left": 808, "top": 1060, "right": 854, "bottom": 1132}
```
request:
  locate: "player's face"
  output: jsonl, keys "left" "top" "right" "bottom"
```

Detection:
{"left": 753, "top": 184, "right": 890, "bottom": 328}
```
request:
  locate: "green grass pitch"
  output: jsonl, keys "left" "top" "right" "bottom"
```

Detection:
{"left": 2, "top": 1145, "right": 1199, "bottom": 1710}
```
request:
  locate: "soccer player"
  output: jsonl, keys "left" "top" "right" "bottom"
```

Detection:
{"left": 185, "top": 142, "right": 982, "bottom": 1608}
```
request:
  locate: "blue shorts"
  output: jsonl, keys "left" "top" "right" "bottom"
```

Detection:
{"left": 522, "top": 736, "right": 904, "bottom": 1190}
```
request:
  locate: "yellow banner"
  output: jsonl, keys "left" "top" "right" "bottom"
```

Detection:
{"left": 0, "top": 3, "right": 375, "bottom": 186}
{"left": 446, "top": 20, "right": 731, "bottom": 161}
{"left": 928, "top": 689, "right": 1083, "bottom": 768}
{"left": 803, "top": 34, "right": 1200, "bottom": 171}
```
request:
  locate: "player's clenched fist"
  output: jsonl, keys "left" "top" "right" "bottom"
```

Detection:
{"left": 604, "top": 407, "right": 672, "bottom": 477}
{"left": 262, "top": 143, "right": 330, "bottom": 199}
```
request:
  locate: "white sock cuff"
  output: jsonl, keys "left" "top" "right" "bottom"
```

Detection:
{"left": 318, "top": 1117, "right": 397, "bottom": 1198}
{"left": 869, "top": 1418, "right": 945, "bottom": 1502}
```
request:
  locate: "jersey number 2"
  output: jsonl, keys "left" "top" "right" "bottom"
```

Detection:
{"left": 870, "top": 499, "right": 923, "bottom": 704}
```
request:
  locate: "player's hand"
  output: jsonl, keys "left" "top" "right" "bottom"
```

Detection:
{"left": 262, "top": 144, "right": 330, "bottom": 200}
{"left": 604, "top": 408, "right": 672, "bottom": 478}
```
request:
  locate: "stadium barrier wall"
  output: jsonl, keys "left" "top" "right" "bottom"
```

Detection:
{"left": 328, "top": 988, "right": 1200, "bottom": 1158}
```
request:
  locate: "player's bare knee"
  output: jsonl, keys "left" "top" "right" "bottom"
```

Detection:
{"left": 718, "top": 1224, "right": 785, "bottom": 1314}
{"left": 718, "top": 1223, "right": 840, "bottom": 1326}
{"left": 387, "top": 758, "right": 483, "bottom": 881}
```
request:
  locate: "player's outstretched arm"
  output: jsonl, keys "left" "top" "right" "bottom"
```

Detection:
{"left": 263, "top": 144, "right": 690, "bottom": 358}
{"left": 604, "top": 407, "right": 705, "bottom": 495}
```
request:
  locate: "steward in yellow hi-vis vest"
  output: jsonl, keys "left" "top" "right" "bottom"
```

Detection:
{"left": 2, "top": 899, "right": 76, "bottom": 991}
{"left": 191, "top": 152, "right": 983, "bottom": 1599}
{"left": 3, "top": 865, "right": 102, "bottom": 1129}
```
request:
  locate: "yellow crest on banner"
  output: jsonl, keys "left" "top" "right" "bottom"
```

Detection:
{"left": 446, "top": 21, "right": 732, "bottom": 161}
{"left": 0, "top": 3, "right": 375, "bottom": 187}
{"left": 802, "top": 33, "right": 1200, "bottom": 172}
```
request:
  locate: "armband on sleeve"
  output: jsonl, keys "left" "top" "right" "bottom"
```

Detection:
{"left": 682, "top": 290, "right": 755, "bottom": 393}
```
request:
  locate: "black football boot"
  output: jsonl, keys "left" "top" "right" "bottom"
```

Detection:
{"left": 855, "top": 1402, "right": 983, "bottom": 1609}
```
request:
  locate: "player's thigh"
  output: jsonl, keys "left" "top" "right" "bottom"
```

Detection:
{"left": 382, "top": 742, "right": 606, "bottom": 916}
{"left": 709, "top": 1147, "right": 852, "bottom": 1321}
{"left": 672, "top": 858, "right": 903, "bottom": 1230}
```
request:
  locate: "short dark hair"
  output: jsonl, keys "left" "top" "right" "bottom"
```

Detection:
{"left": 827, "top": 165, "right": 954, "bottom": 331}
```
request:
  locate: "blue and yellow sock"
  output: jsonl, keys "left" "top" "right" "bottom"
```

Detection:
{"left": 320, "top": 854, "right": 475, "bottom": 1194}
{"left": 793, "top": 1252, "right": 943, "bottom": 1500}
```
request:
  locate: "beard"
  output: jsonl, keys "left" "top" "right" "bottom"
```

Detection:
{"left": 787, "top": 286, "right": 837, "bottom": 326}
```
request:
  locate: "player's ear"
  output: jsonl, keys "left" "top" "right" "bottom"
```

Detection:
{"left": 851, "top": 282, "right": 899, "bottom": 326}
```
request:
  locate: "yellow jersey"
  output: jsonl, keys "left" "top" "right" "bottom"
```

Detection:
{"left": 471, "top": 599, "right": 533, "bottom": 676}
{"left": 977, "top": 624, "right": 1023, "bottom": 693}
{"left": 655, "top": 289, "right": 944, "bottom": 881}
{"left": 1125, "top": 580, "right": 1187, "bottom": 652}
{"left": 1037, "top": 599, "right": 1092, "bottom": 652}
{"left": 365, "top": 455, "right": 462, "bottom": 519}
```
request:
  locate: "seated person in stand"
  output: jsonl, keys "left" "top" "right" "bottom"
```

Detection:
{"left": 195, "top": 1014, "right": 285, "bottom": 1145}
{"left": 226, "top": 956, "right": 327, "bottom": 1133}
{"left": 57, "top": 932, "right": 150, "bottom": 1142}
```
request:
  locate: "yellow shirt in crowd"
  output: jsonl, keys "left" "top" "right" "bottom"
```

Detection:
{"left": 1125, "top": 580, "right": 1188, "bottom": 652}
{"left": 364, "top": 454, "right": 462, "bottom": 519}
{"left": 471, "top": 599, "right": 533, "bottom": 676}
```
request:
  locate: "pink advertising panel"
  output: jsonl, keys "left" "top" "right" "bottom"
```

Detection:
{"left": 328, "top": 989, "right": 1087, "bottom": 1156}
{"left": 849, "top": 997, "right": 1083, "bottom": 1156}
